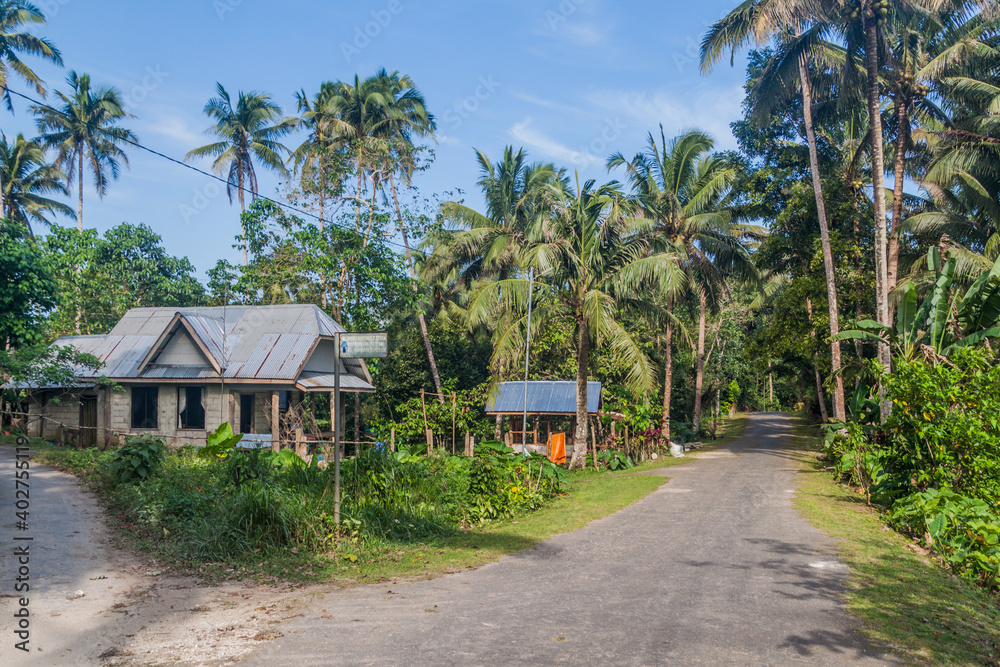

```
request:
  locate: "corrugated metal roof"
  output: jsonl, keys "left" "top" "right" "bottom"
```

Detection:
{"left": 182, "top": 314, "right": 226, "bottom": 365}
{"left": 296, "top": 371, "right": 375, "bottom": 392}
{"left": 485, "top": 381, "right": 602, "bottom": 414}
{"left": 29, "top": 305, "right": 372, "bottom": 390}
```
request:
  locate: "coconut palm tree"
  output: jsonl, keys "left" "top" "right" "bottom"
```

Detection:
{"left": 33, "top": 71, "right": 135, "bottom": 232}
{"left": 314, "top": 70, "right": 445, "bottom": 398}
{"left": 186, "top": 83, "right": 297, "bottom": 265}
{"left": 609, "top": 128, "right": 762, "bottom": 436}
{"left": 469, "top": 177, "right": 684, "bottom": 469}
{"left": 702, "top": 3, "right": 853, "bottom": 420}
{"left": 0, "top": 0, "right": 62, "bottom": 111}
{"left": 428, "top": 147, "right": 565, "bottom": 287}
{"left": 0, "top": 132, "right": 71, "bottom": 234}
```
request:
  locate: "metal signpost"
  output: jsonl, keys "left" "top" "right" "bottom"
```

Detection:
{"left": 333, "top": 332, "right": 388, "bottom": 524}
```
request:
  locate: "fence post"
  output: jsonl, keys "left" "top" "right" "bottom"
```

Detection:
{"left": 390, "top": 428, "right": 396, "bottom": 452}
{"left": 425, "top": 428, "right": 434, "bottom": 455}
{"left": 295, "top": 427, "right": 306, "bottom": 460}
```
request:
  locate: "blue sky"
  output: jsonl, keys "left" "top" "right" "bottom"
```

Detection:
{"left": 3, "top": 0, "right": 750, "bottom": 279}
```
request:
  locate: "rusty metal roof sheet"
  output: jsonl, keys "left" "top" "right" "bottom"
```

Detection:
{"left": 485, "top": 381, "right": 602, "bottom": 415}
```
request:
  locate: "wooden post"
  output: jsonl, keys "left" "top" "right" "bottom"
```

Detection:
{"left": 228, "top": 392, "right": 236, "bottom": 429}
{"left": 425, "top": 428, "right": 434, "bottom": 455}
{"left": 271, "top": 391, "right": 280, "bottom": 453}
{"left": 464, "top": 431, "right": 470, "bottom": 456}
{"left": 469, "top": 435, "right": 475, "bottom": 457}
{"left": 102, "top": 388, "right": 113, "bottom": 449}
{"left": 592, "top": 419, "right": 598, "bottom": 469}
{"left": 295, "top": 427, "right": 306, "bottom": 460}
{"left": 390, "top": 428, "right": 396, "bottom": 452}
{"left": 420, "top": 389, "right": 428, "bottom": 431}
{"left": 451, "top": 392, "right": 457, "bottom": 455}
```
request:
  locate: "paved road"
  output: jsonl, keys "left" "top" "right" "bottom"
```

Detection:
{"left": 245, "top": 413, "right": 896, "bottom": 666}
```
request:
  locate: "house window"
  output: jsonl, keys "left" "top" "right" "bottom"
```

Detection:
{"left": 131, "top": 387, "right": 159, "bottom": 429}
{"left": 178, "top": 387, "right": 206, "bottom": 430}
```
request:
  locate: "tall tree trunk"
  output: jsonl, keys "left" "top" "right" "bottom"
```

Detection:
{"left": 661, "top": 300, "right": 674, "bottom": 444}
{"left": 238, "top": 168, "right": 247, "bottom": 266}
{"left": 768, "top": 360, "right": 774, "bottom": 405}
{"left": 799, "top": 54, "right": 846, "bottom": 422}
{"left": 813, "top": 366, "right": 830, "bottom": 422}
{"left": 77, "top": 151, "right": 84, "bottom": 232}
{"left": 569, "top": 315, "right": 590, "bottom": 470}
{"left": 319, "top": 195, "right": 328, "bottom": 309}
{"left": 75, "top": 151, "right": 84, "bottom": 334}
{"left": 806, "top": 296, "right": 830, "bottom": 422}
{"left": 390, "top": 173, "right": 445, "bottom": 403}
{"left": 692, "top": 287, "right": 707, "bottom": 432}
{"left": 864, "top": 13, "right": 893, "bottom": 399}
{"left": 888, "top": 98, "right": 909, "bottom": 298}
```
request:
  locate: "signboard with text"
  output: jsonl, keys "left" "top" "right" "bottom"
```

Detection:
{"left": 338, "top": 332, "right": 388, "bottom": 358}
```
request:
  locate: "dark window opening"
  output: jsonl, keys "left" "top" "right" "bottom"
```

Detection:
{"left": 239, "top": 393, "right": 254, "bottom": 434}
{"left": 278, "top": 390, "right": 290, "bottom": 412}
{"left": 131, "top": 387, "right": 159, "bottom": 429}
{"left": 178, "top": 387, "right": 206, "bottom": 430}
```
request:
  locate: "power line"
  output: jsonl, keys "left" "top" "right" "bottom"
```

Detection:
{"left": 1, "top": 85, "right": 412, "bottom": 253}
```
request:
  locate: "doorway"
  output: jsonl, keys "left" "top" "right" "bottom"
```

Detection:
{"left": 239, "top": 393, "right": 255, "bottom": 434}
{"left": 80, "top": 396, "right": 97, "bottom": 447}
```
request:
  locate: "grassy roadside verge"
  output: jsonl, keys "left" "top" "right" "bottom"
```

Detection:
{"left": 0, "top": 435, "right": 669, "bottom": 586}
{"left": 787, "top": 419, "right": 1000, "bottom": 666}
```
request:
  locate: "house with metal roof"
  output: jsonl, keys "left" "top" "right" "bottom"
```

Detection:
{"left": 485, "top": 381, "right": 602, "bottom": 415}
{"left": 485, "top": 381, "right": 602, "bottom": 454}
{"left": 19, "top": 305, "right": 374, "bottom": 448}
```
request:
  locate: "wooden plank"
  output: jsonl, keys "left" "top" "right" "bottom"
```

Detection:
{"left": 271, "top": 391, "right": 280, "bottom": 453}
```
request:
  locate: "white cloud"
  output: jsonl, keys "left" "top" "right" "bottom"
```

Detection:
{"left": 583, "top": 85, "right": 745, "bottom": 149}
{"left": 507, "top": 89, "right": 595, "bottom": 118}
{"left": 142, "top": 114, "right": 205, "bottom": 148}
{"left": 435, "top": 133, "right": 461, "bottom": 146}
{"left": 509, "top": 117, "right": 598, "bottom": 167}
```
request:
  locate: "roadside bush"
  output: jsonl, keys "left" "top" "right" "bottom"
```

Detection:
{"left": 99, "top": 434, "right": 568, "bottom": 561}
{"left": 108, "top": 435, "right": 167, "bottom": 484}
{"left": 891, "top": 488, "right": 1000, "bottom": 591}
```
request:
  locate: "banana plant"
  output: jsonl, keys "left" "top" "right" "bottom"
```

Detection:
{"left": 835, "top": 249, "right": 1000, "bottom": 359}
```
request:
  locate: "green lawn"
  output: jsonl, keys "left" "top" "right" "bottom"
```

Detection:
{"left": 789, "top": 419, "right": 1000, "bottom": 666}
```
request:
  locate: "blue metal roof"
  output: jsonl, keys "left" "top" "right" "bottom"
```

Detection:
{"left": 485, "top": 381, "right": 602, "bottom": 415}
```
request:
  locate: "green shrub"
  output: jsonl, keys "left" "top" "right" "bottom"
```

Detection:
{"left": 882, "top": 348, "right": 1000, "bottom": 504}
{"left": 108, "top": 435, "right": 167, "bottom": 484}
{"left": 891, "top": 488, "right": 1000, "bottom": 591}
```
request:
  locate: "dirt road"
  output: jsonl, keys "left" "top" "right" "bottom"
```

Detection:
{"left": 0, "top": 445, "right": 305, "bottom": 666}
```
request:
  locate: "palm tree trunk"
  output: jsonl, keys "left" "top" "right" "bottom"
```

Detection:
{"left": 768, "top": 360, "right": 774, "bottom": 405}
{"left": 75, "top": 151, "right": 84, "bottom": 334}
{"left": 864, "top": 13, "right": 893, "bottom": 394}
{"left": 238, "top": 169, "right": 247, "bottom": 266}
{"left": 661, "top": 301, "right": 673, "bottom": 444}
{"left": 799, "top": 54, "right": 846, "bottom": 422}
{"left": 569, "top": 315, "right": 590, "bottom": 470}
{"left": 77, "top": 151, "right": 84, "bottom": 232}
{"left": 806, "top": 296, "right": 830, "bottom": 422}
{"left": 389, "top": 173, "right": 444, "bottom": 404}
{"left": 888, "top": 98, "right": 909, "bottom": 298}
{"left": 693, "top": 287, "right": 707, "bottom": 432}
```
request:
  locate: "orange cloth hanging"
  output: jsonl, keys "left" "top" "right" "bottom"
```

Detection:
{"left": 547, "top": 432, "right": 566, "bottom": 465}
